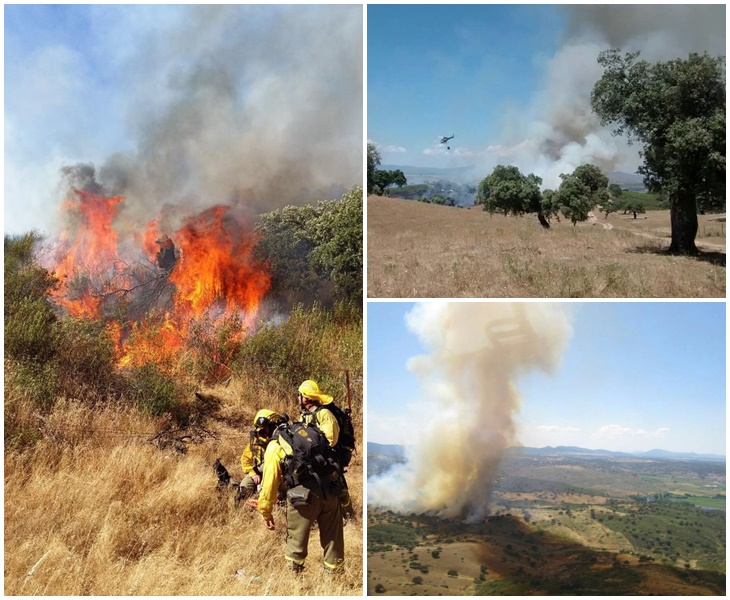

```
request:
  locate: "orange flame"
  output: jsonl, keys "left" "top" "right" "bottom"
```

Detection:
{"left": 47, "top": 190, "right": 271, "bottom": 373}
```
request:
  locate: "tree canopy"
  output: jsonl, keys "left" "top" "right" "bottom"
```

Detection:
{"left": 591, "top": 49, "right": 725, "bottom": 254}
{"left": 254, "top": 187, "right": 363, "bottom": 307}
{"left": 555, "top": 164, "right": 610, "bottom": 225}
{"left": 476, "top": 165, "right": 546, "bottom": 225}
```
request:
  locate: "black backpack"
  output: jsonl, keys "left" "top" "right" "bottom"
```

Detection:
{"left": 274, "top": 422, "right": 343, "bottom": 492}
{"left": 313, "top": 403, "right": 356, "bottom": 468}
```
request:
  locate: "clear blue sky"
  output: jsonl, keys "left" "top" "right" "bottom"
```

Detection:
{"left": 367, "top": 5, "right": 725, "bottom": 183}
{"left": 367, "top": 302, "right": 726, "bottom": 456}
{"left": 368, "top": 5, "right": 564, "bottom": 165}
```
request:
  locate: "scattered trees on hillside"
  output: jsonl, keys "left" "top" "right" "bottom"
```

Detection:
{"left": 591, "top": 49, "right": 726, "bottom": 254}
{"left": 477, "top": 163, "right": 610, "bottom": 227}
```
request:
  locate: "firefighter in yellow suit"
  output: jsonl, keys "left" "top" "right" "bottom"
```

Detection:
{"left": 257, "top": 423, "right": 345, "bottom": 573}
{"left": 239, "top": 409, "right": 279, "bottom": 501}
{"left": 297, "top": 380, "right": 354, "bottom": 518}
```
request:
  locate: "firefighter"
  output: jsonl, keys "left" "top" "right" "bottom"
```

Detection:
{"left": 257, "top": 422, "right": 345, "bottom": 574}
{"left": 297, "top": 380, "right": 355, "bottom": 519}
{"left": 239, "top": 409, "right": 279, "bottom": 501}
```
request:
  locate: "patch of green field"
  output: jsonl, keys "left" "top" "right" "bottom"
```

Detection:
{"left": 593, "top": 500, "right": 726, "bottom": 571}
{"left": 675, "top": 496, "right": 726, "bottom": 510}
{"left": 618, "top": 190, "right": 666, "bottom": 210}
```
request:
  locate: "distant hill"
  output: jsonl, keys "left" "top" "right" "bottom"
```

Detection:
{"left": 368, "top": 442, "right": 725, "bottom": 463}
{"left": 379, "top": 165, "right": 646, "bottom": 191}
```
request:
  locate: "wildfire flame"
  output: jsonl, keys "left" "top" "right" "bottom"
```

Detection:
{"left": 45, "top": 189, "right": 271, "bottom": 372}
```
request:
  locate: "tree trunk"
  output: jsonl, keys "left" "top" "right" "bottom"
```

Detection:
{"left": 668, "top": 191, "right": 699, "bottom": 255}
{"left": 537, "top": 211, "right": 550, "bottom": 229}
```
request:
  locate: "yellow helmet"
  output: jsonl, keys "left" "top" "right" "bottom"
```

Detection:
{"left": 297, "top": 380, "right": 333, "bottom": 405}
{"left": 253, "top": 409, "right": 279, "bottom": 428}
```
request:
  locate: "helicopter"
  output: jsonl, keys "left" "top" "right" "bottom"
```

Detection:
{"left": 440, "top": 134, "right": 454, "bottom": 144}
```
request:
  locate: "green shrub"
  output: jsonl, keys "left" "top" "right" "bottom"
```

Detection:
{"left": 124, "top": 364, "right": 182, "bottom": 416}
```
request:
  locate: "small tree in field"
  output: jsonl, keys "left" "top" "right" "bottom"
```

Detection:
{"left": 556, "top": 164, "right": 610, "bottom": 225}
{"left": 608, "top": 183, "right": 623, "bottom": 198}
{"left": 624, "top": 199, "right": 646, "bottom": 219}
{"left": 476, "top": 165, "right": 549, "bottom": 227}
{"left": 592, "top": 49, "right": 725, "bottom": 254}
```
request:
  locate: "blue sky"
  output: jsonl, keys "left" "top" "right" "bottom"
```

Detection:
{"left": 367, "top": 302, "right": 726, "bottom": 455}
{"left": 4, "top": 5, "right": 362, "bottom": 236}
{"left": 367, "top": 5, "right": 726, "bottom": 187}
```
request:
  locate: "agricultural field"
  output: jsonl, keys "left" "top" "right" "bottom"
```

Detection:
{"left": 367, "top": 195, "right": 725, "bottom": 298}
{"left": 367, "top": 451, "right": 726, "bottom": 595}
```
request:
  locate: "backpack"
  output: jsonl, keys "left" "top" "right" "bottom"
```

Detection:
{"left": 274, "top": 422, "right": 343, "bottom": 493}
{"left": 313, "top": 403, "right": 356, "bottom": 468}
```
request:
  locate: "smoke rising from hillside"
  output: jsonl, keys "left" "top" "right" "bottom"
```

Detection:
{"left": 6, "top": 5, "right": 362, "bottom": 236}
{"left": 368, "top": 303, "right": 572, "bottom": 522}
{"left": 486, "top": 4, "right": 725, "bottom": 189}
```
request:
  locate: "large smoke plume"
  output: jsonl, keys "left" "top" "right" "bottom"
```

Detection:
{"left": 485, "top": 5, "right": 725, "bottom": 189}
{"left": 7, "top": 5, "right": 362, "bottom": 236}
{"left": 368, "top": 302, "right": 572, "bottom": 522}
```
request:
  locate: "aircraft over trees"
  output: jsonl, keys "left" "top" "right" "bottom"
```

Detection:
{"left": 591, "top": 49, "right": 726, "bottom": 255}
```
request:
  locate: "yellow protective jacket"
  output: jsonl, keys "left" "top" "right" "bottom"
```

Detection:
{"left": 257, "top": 439, "right": 286, "bottom": 519}
{"left": 241, "top": 434, "right": 268, "bottom": 475}
{"left": 302, "top": 406, "right": 340, "bottom": 447}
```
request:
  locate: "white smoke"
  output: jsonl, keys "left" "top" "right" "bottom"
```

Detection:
{"left": 5, "top": 5, "right": 363, "bottom": 236}
{"left": 478, "top": 5, "right": 726, "bottom": 189}
{"left": 368, "top": 302, "right": 572, "bottom": 522}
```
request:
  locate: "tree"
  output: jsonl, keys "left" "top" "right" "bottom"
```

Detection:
{"left": 541, "top": 189, "right": 560, "bottom": 222}
{"left": 555, "top": 164, "right": 609, "bottom": 225}
{"left": 476, "top": 165, "right": 548, "bottom": 227}
{"left": 373, "top": 168, "right": 407, "bottom": 193}
{"left": 608, "top": 183, "right": 623, "bottom": 198}
{"left": 367, "top": 143, "right": 381, "bottom": 195}
{"left": 591, "top": 49, "right": 725, "bottom": 254}
{"left": 255, "top": 188, "right": 363, "bottom": 307}
{"left": 623, "top": 198, "right": 646, "bottom": 219}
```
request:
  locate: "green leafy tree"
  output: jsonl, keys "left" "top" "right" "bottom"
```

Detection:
{"left": 608, "top": 183, "right": 623, "bottom": 197}
{"left": 555, "top": 164, "right": 609, "bottom": 225}
{"left": 367, "top": 143, "right": 381, "bottom": 195}
{"left": 591, "top": 49, "right": 725, "bottom": 254}
{"left": 541, "top": 188, "right": 560, "bottom": 222}
{"left": 476, "top": 165, "right": 548, "bottom": 227}
{"left": 623, "top": 198, "right": 646, "bottom": 219}
{"left": 373, "top": 168, "right": 407, "bottom": 193}
{"left": 255, "top": 188, "right": 363, "bottom": 307}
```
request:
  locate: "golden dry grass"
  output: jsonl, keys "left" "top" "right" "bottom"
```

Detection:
{"left": 367, "top": 196, "right": 725, "bottom": 298}
{"left": 5, "top": 384, "right": 363, "bottom": 595}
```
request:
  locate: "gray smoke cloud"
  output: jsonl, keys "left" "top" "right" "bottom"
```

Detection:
{"left": 368, "top": 302, "right": 572, "bottom": 522}
{"left": 6, "top": 5, "right": 362, "bottom": 236}
{"left": 483, "top": 5, "right": 726, "bottom": 189}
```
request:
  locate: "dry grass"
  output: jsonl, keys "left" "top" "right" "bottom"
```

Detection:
{"left": 5, "top": 388, "right": 363, "bottom": 595}
{"left": 367, "top": 196, "right": 725, "bottom": 298}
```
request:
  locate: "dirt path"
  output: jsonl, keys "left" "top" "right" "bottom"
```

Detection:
{"left": 589, "top": 212, "right": 725, "bottom": 251}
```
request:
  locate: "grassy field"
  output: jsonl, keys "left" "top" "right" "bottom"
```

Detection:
{"left": 5, "top": 383, "right": 364, "bottom": 596}
{"left": 367, "top": 196, "right": 725, "bottom": 298}
{"left": 5, "top": 303, "right": 364, "bottom": 596}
